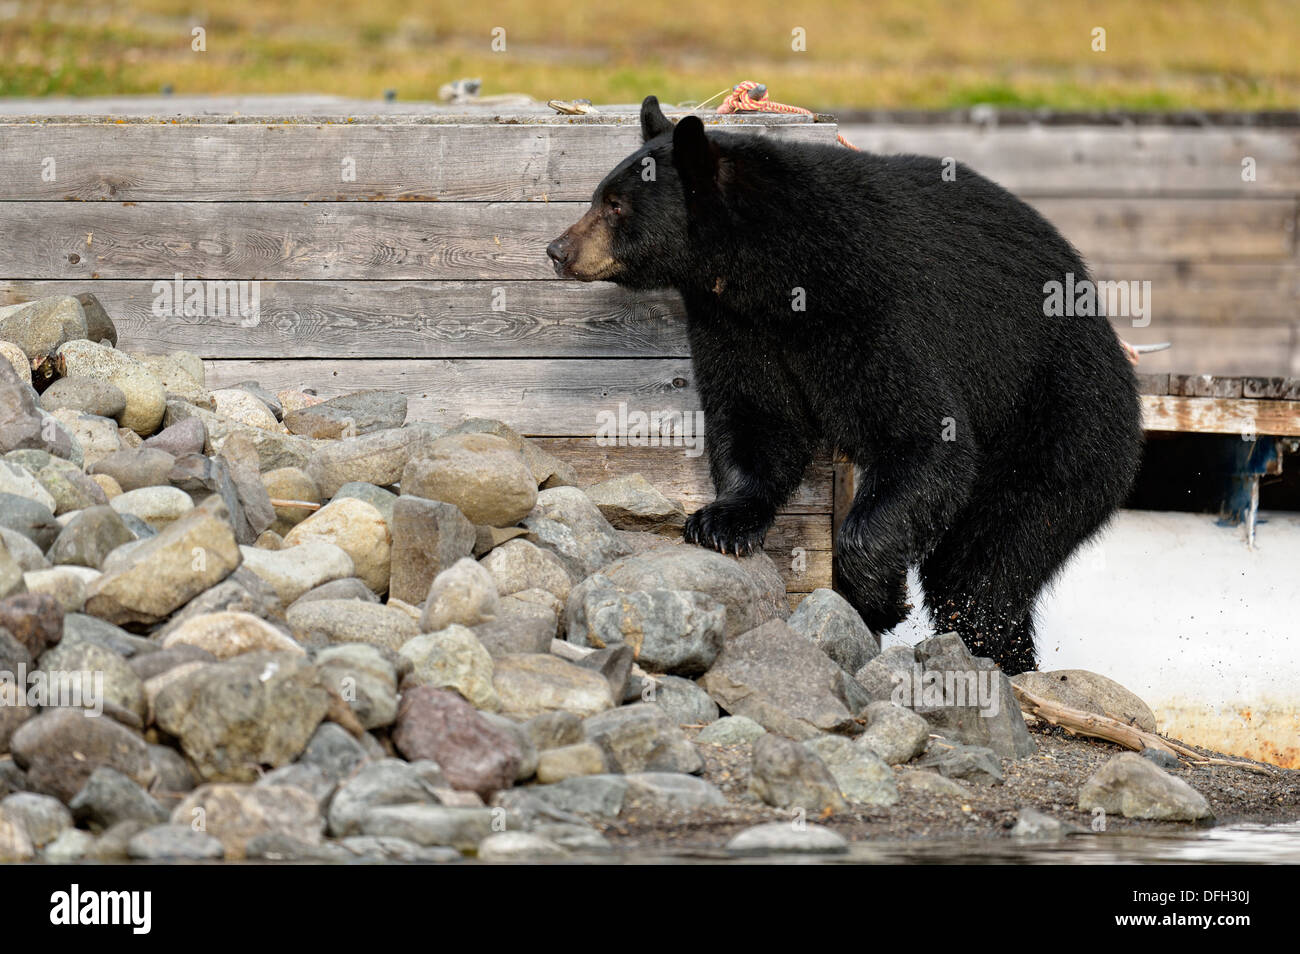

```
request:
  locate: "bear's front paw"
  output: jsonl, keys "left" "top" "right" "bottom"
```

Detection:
{"left": 684, "top": 499, "right": 773, "bottom": 557}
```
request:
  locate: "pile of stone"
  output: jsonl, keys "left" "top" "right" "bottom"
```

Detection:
{"left": 0, "top": 294, "right": 1211, "bottom": 862}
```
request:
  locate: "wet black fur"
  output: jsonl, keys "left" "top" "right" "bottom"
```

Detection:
{"left": 555, "top": 96, "right": 1143, "bottom": 673}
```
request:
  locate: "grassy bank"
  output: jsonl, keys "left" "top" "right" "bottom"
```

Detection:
{"left": 1, "top": 0, "right": 1297, "bottom": 110}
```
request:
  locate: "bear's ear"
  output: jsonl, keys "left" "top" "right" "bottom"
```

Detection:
{"left": 671, "top": 115, "right": 718, "bottom": 195}
{"left": 640, "top": 95, "right": 673, "bottom": 142}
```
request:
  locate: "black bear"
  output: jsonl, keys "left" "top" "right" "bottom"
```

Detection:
{"left": 547, "top": 96, "right": 1143, "bottom": 674}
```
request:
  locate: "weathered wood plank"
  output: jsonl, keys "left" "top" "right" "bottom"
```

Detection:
{"left": 1135, "top": 373, "right": 1170, "bottom": 396}
{"left": 1090, "top": 262, "right": 1299, "bottom": 326}
{"left": 1141, "top": 395, "right": 1300, "bottom": 436}
{"left": 6, "top": 268, "right": 1296, "bottom": 360}
{"left": 1030, "top": 198, "right": 1296, "bottom": 262}
{"left": 1122, "top": 323, "right": 1297, "bottom": 377}
{"left": 531, "top": 438, "right": 833, "bottom": 513}
{"left": 763, "top": 514, "right": 834, "bottom": 594}
{"left": 5, "top": 280, "right": 1291, "bottom": 379}
{"left": 216, "top": 360, "right": 1300, "bottom": 442}
{"left": 838, "top": 125, "right": 1300, "bottom": 195}
{"left": 5, "top": 116, "right": 1292, "bottom": 199}
{"left": 830, "top": 458, "right": 856, "bottom": 592}
{"left": 2, "top": 282, "right": 1287, "bottom": 379}
{"left": 0, "top": 280, "right": 689, "bottom": 358}
{"left": 2, "top": 199, "right": 1291, "bottom": 281}
{"left": 204, "top": 357, "right": 697, "bottom": 437}
{"left": 0, "top": 122, "right": 837, "bottom": 202}
{"left": 0, "top": 202, "right": 580, "bottom": 281}
{"left": 1169, "top": 374, "right": 1245, "bottom": 398}
{"left": 1243, "top": 376, "right": 1300, "bottom": 400}
{"left": 773, "top": 550, "right": 832, "bottom": 594}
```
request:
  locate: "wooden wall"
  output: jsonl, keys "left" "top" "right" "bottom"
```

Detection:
{"left": 0, "top": 101, "right": 840, "bottom": 598}
{"left": 2, "top": 99, "right": 1297, "bottom": 601}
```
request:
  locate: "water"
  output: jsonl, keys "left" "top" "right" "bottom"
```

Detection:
{"left": 86, "top": 819, "right": 1300, "bottom": 865}
{"left": 576, "top": 820, "right": 1300, "bottom": 865}
{"left": 755, "top": 821, "right": 1300, "bottom": 865}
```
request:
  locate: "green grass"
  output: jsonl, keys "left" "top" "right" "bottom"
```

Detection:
{"left": 1, "top": 0, "right": 1296, "bottom": 109}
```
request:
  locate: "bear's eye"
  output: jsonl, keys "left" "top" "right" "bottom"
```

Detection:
{"left": 607, "top": 198, "right": 624, "bottom": 216}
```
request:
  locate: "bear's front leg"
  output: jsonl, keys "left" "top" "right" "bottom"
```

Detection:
{"left": 685, "top": 410, "right": 812, "bottom": 558}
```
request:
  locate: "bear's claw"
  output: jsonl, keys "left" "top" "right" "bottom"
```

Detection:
{"left": 684, "top": 500, "right": 771, "bottom": 557}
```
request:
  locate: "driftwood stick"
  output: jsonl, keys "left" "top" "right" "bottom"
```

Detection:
{"left": 268, "top": 498, "right": 321, "bottom": 511}
{"left": 1012, "top": 684, "right": 1273, "bottom": 776}
{"left": 1014, "top": 683, "right": 1173, "bottom": 753}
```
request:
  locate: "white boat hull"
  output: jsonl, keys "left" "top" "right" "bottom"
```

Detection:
{"left": 886, "top": 509, "right": 1300, "bottom": 767}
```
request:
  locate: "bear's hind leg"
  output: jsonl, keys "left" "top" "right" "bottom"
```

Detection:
{"left": 919, "top": 481, "right": 1105, "bottom": 674}
{"left": 920, "top": 551, "right": 1041, "bottom": 675}
{"left": 836, "top": 454, "right": 970, "bottom": 636}
{"left": 1002, "top": 609, "right": 1039, "bottom": 676}
{"left": 836, "top": 551, "right": 911, "bottom": 634}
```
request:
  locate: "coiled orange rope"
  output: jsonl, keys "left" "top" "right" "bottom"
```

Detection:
{"left": 716, "top": 80, "right": 859, "bottom": 149}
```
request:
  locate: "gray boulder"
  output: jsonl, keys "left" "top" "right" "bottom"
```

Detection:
{"left": 580, "top": 703, "right": 702, "bottom": 774}
{"left": 856, "top": 700, "right": 931, "bottom": 765}
{"left": 748, "top": 733, "right": 847, "bottom": 814}
{"left": 915, "top": 740, "right": 1005, "bottom": 785}
{"left": 699, "top": 620, "right": 861, "bottom": 739}
{"left": 649, "top": 675, "right": 720, "bottom": 725}
{"left": 1012, "top": 669, "right": 1157, "bottom": 733}
{"left": 903, "top": 633, "right": 1035, "bottom": 759}
{"left": 787, "top": 588, "right": 880, "bottom": 674}
{"left": 153, "top": 651, "right": 330, "bottom": 782}
{"left": 1078, "top": 752, "right": 1212, "bottom": 821}
{"left": 69, "top": 766, "right": 169, "bottom": 830}
{"left": 522, "top": 486, "right": 628, "bottom": 579}
{"left": 804, "top": 734, "right": 899, "bottom": 806}
{"left": 568, "top": 579, "right": 726, "bottom": 676}
{"left": 726, "top": 822, "right": 848, "bottom": 856}
{"left": 584, "top": 474, "right": 687, "bottom": 535}
{"left": 387, "top": 496, "right": 476, "bottom": 604}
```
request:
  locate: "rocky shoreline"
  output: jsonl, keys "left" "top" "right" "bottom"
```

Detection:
{"left": 0, "top": 293, "right": 1296, "bottom": 863}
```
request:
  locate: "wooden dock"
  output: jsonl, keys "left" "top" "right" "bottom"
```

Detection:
{"left": 1, "top": 96, "right": 1298, "bottom": 600}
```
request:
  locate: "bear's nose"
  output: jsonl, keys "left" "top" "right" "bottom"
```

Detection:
{"left": 546, "top": 237, "right": 572, "bottom": 267}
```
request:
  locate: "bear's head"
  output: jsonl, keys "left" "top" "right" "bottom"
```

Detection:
{"left": 547, "top": 95, "right": 725, "bottom": 290}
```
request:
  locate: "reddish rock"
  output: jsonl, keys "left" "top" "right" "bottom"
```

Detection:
{"left": 392, "top": 687, "right": 520, "bottom": 797}
{"left": 0, "top": 593, "right": 63, "bottom": 656}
